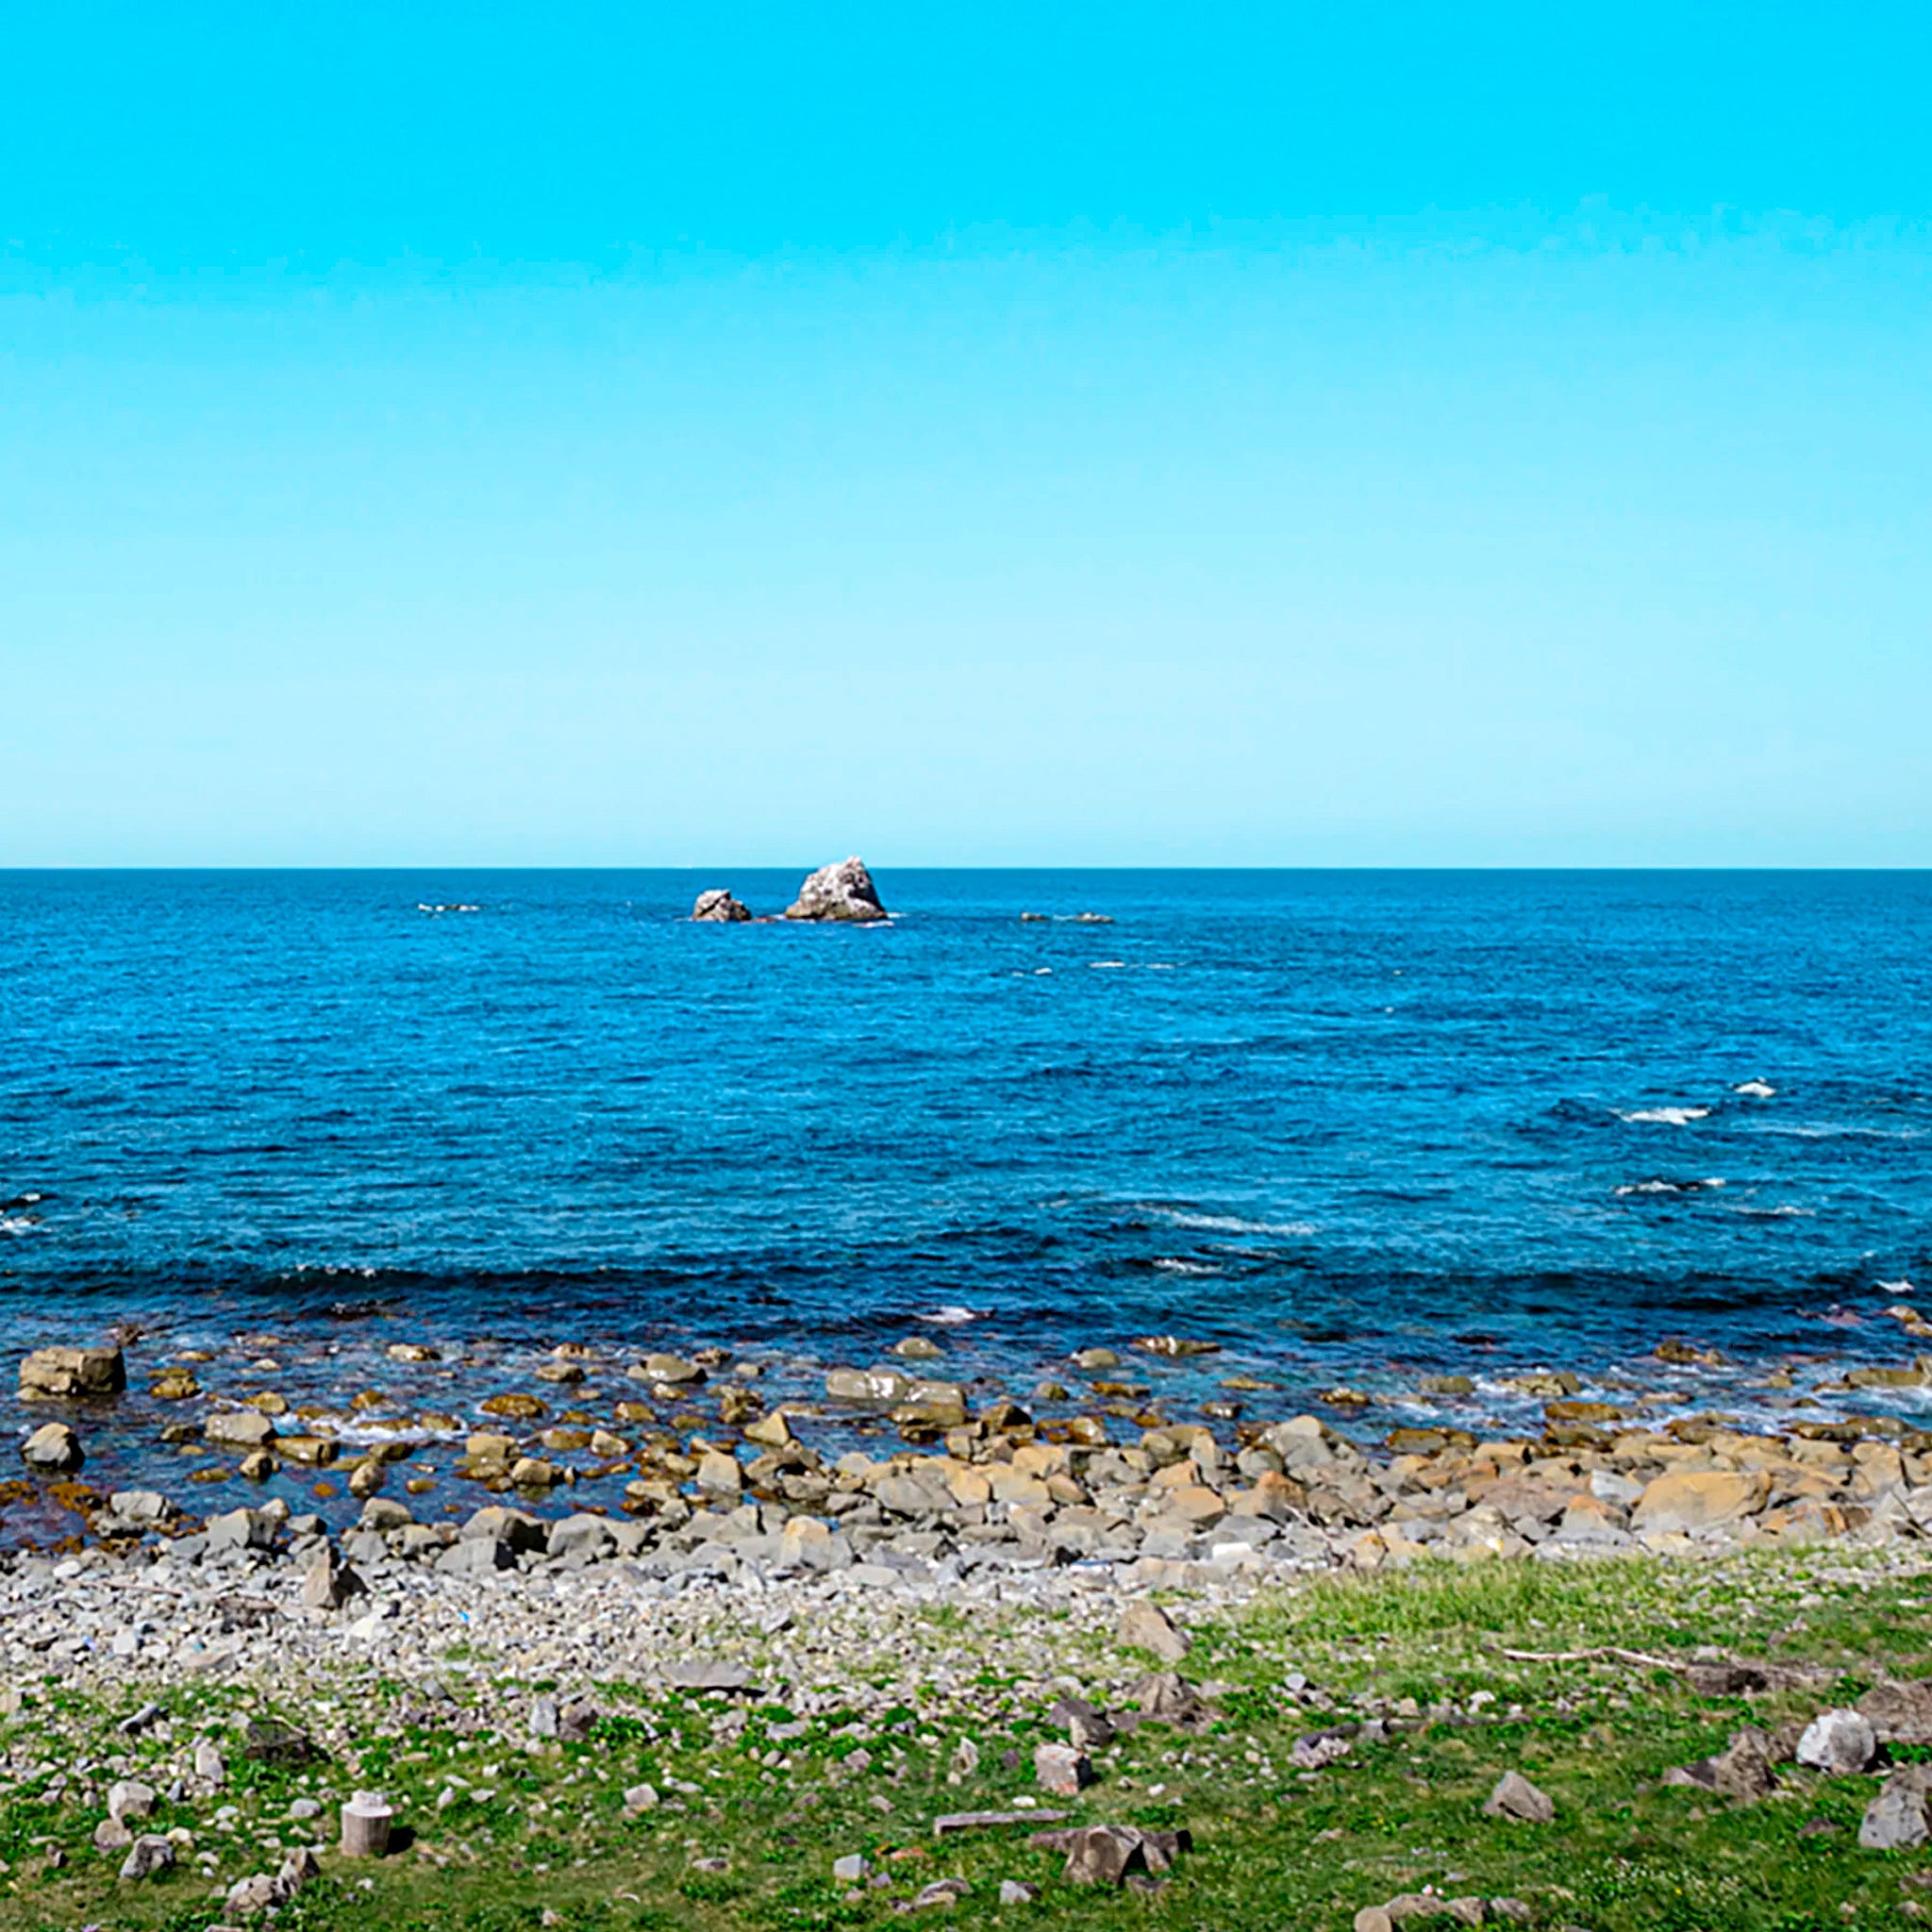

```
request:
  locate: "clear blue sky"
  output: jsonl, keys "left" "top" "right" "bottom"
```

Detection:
{"left": 4, "top": 4, "right": 1929, "bottom": 865}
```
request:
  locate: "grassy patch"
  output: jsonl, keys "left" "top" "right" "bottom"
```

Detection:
{"left": 5, "top": 1552, "right": 1932, "bottom": 1927}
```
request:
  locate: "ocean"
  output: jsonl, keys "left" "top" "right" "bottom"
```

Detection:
{"left": 3, "top": 868, "right": 1928, "bottom": 1527}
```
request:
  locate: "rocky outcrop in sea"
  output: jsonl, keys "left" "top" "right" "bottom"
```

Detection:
{"left": 784, "top": 858, "right": 887, "bottom": 923}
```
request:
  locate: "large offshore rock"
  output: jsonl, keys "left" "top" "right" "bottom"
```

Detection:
{"left": 784, "top": 857, "right": 887, "bottom": 922}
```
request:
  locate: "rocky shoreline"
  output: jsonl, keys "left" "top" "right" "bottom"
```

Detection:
{"left": 13, "top": 1326, "right": 1932, "bottom": 1924}
{"left": 15, "top": 1317, "right": 1932, "bottom": 1586}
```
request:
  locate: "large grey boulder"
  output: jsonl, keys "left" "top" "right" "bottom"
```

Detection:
{"left": 1863, "top": 1769, "right": 1932, "bottom": 1849}
{"left": 691, "top": 890, "right": 752, "bottom": 923}
{"left": 1796, "top": 1707, "right": 1877, "bottom": 1775}
{"left": 784, "top": 857, "right": 887, "bottom": 923}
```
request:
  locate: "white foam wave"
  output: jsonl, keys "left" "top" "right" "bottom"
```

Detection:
{"left": 0, "top": 1216, "right": 41, "bottom": 1237}
{"left": 1621, "top": 1107, "right": 1711, "bottom": 1125}
{"left": 1733, "top": 1079, "right": 1776, "bottom": 1098}
{"left": 1153, "top": 1257, "right": 1221, "bottom": 1275}
{"left": 1737, "top": 1204, "right": 1814, "bottom": 1217}
{"left": 1156, "top": 1209, "right": 1316, "bottom": 1237}
{"left": 915, "top": 1306, "right": 986, "bottom": 1325}
{"left": 1879, "top": 1280, "right": 1916, "bottom": 1296}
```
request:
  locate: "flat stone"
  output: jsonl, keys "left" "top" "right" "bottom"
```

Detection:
{"left": 932, "top": 1809, "right": 1069, "bottom": 1835}
{"left": 1630, "top": 1469, "right": 1769, "bottom": 1535}
{"left": 665, "top": 1658, "right": 754, "bottom": 1693}
{"left": 205, "top": 1410, "right": 277, "bottom": 1450}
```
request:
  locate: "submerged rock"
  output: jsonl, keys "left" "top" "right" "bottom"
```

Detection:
{"left": 784, "top": 857, "right": 887, "bottom": 923}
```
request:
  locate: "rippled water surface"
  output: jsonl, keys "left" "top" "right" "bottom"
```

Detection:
{"left": 2, "top": 869, "right": 1929, "bottom": 1519}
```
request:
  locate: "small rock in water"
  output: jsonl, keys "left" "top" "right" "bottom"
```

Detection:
{"left": 691, "top": 890, "right": 753, "bottom": 923}
{"left": 1482, "top": 1770, "right": 1555, "bottom": 1824}
{"left": 21, "top": 1422, "right": 83, "bottom": 1472}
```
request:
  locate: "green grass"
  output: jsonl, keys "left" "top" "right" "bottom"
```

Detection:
{"left": 7, "top": 1551, "right": 1932, "bottom": 1929}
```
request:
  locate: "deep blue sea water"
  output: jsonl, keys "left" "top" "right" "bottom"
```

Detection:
{"left": 2, "top": 869, "right": 1929, "bottom": 1525}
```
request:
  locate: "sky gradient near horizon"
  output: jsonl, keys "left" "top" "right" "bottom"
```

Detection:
{"left": 5, "top": 5, "right": 1930, "bottom": 866}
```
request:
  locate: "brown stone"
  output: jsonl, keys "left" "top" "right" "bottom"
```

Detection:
{"left": 1631, "top": 1469, "right": 1769, "bottom": 1534}
{"left": 19, "top": 1345, "right": 125, "bottom": 1399}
